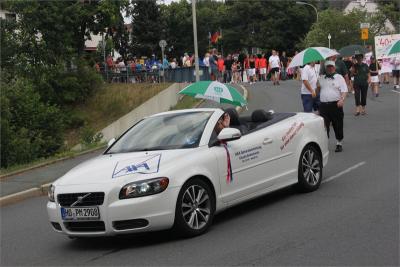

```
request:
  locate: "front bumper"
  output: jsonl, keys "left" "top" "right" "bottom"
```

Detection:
{"left": 47, "top": 186, "right": 180, "bottom": 236}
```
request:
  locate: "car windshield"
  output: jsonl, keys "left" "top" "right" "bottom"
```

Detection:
{"left": 106, "top": 111, "right": 213, "bottom": 153}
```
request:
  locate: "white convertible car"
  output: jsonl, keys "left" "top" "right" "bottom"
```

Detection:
{"left": 47, "top": 108, "right": 328, "bottom": 237}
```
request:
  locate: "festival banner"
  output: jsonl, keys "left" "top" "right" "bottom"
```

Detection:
{"left": 374, "top": 34, "right": 400, "bottom": 59}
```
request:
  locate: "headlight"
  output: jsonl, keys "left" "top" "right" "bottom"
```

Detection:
{"left": 48, "top": 184, "right": 55, "bottom": 202}
{"left": 119, "top": 177, "right": 169, "bottom": 199}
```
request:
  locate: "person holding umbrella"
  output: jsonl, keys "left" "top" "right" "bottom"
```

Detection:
{"left": 317, "top": 61, "right": 348, "bottom": 152}
{"left": 350, "top": 54, "right": 370, "bottom": 116}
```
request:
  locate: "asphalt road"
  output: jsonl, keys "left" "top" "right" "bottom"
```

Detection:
{"left": 1, "top": 80, "right": 399, "bottom": 266}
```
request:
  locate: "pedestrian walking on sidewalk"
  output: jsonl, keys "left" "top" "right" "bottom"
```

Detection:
{"left": 317, "top": 61, "right": 348, "bottom": 152}
{"left": 350, "top": 54, "right": 370, "bottom": 116}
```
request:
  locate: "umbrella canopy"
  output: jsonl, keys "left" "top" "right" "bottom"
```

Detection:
{"left": 386, "top": 39, "right": 400, "bottom": 56}
{"left": 178, "top": 81, "right": 247, "bottom": 107}
{"left": 288, "top": 47, "right": 339, "bottom": 68}
{"left": 339, "top": 45, "right": 368, "bottom": 57}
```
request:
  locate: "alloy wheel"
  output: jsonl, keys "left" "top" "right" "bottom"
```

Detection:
{"left": 181, "top": 185, "right": 211, "bottom": 230}
{"left": 301, "top": 149, "right": 321, "bottom": 186}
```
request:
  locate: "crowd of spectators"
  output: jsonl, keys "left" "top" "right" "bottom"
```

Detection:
{"left": 94, "top": 49, "right": 298, "bottom": 84}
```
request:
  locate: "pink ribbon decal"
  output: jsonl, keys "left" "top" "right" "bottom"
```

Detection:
{"left": 222, "top": 143, "right": 233, "bottom": 183}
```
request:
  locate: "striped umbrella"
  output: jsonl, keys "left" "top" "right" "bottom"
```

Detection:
{"left": 288, "top": 47, "right": 339, "bottom": 68}
{"left": 178, "top": 81, "right": 247, "bottom": 107}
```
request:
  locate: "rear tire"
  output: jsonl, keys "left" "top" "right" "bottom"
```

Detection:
{"left": 173, "top": 178, "right": 215, "bottom": 237}
{"left": 297, "top": 145, "right": 322, "bottom": 192}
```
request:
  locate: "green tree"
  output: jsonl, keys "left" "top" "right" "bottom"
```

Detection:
{"left": 302, "top": 7, "right": 393, "bottom": 50}
{"left": 160, "top": 0, "right": 315, "bottom": 57}
{"left": 0, "top": 76, "right": 65, "bottom": 167}
{"left": 375, "top": 0, "right": 400, "bottom": 33}
{"left": 220, "top": 0, "right": 314, "bottom": 54}
{"left": 160, "top": 0, "right": 193, "bottom": 59}
{"left": 128, "top": 0, "right": 163, "bottom": 56}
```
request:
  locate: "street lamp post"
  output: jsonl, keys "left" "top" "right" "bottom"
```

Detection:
{"left": 159, "top": 40, "right": 167, "bottom": 83}
{"left": 328, "top": 33, "right": 331, "bottom": 49}
{"left": 102, "top": 32, "right": 108, "bottom": 81}
{"left": 192, "top": 0, "right": 200, "bottom": 82}
{"left": 296, "top": 1, "right": 318, "bottom": 23}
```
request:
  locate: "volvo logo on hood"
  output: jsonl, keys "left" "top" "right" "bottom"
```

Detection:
{"left": 112, "top": 154, "right": 161, "bottom": 179}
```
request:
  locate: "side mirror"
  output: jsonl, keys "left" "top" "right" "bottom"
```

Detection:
{"left": 107, "top": 138, "right": 116, "bottom": 147}
{"left": 217, "top": 128, "right": 241, "bottom": 142}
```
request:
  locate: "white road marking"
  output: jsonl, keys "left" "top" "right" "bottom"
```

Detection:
{"left": 391, "top": 90, "right": 400, "bottom": 94}
{"left": 323, "top": 161, "right": 366, "bottom": 184}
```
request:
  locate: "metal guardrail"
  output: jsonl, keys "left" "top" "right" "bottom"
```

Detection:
{"left": 99, "top": 66, "right": 212, "bottom": 83}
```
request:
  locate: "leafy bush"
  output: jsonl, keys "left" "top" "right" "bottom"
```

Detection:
{"left": 43, "top": 60, "right": 103, "bottom": 105}
{"left": 79, "top": 124, "right": 103, "bottom": 146}
{"left": 63, "top": 109, "right": 86, "bottom": 129}
{"left": 0, "top": 77, "right": 65, "bottom": 168}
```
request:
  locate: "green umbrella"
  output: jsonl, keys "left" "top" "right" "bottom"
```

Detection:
{"left": 339, "top": 45, "right": 367, "bottom": 57}
{"left": 386, "top": 39, "right": 400, "bottom": 56}
{"left": 178, "top": 81, "right": 247, "bottom": 107}
{"left": 288, "top": 47, "right": 339, "bottom": 68}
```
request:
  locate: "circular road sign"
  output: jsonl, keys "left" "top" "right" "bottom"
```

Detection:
{"left": 159, "top": 40, "right": 167, "bottom": 48}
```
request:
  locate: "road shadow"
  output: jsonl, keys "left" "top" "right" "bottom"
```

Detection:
{"left": 213, "top": 185, "right": 297, "bottom": 226}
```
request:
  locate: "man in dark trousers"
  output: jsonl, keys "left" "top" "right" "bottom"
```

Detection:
{"left": 317, "top": 61, "right": 348, "bottom": 152}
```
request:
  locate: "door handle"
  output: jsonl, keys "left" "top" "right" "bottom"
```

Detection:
{"left": 263, "top": 138, "right": 273, "bottom": 145}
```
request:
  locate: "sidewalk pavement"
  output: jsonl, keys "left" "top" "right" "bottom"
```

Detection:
{"left": 0, "top": 149, "right": 104, "bottom": 197}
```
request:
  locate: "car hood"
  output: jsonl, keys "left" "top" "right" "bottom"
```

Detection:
{"left": 56, "top": 149, "right": 194, "bottom": 186}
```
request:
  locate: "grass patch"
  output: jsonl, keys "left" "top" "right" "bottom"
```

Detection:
{"left": 78, "top": 83, "right": 171, "bottom": 131}
{"left": 64, "top": 83, "right": 171, "bottom": 148}
{"left": 170, "top": 95, "right": 202, "bottom": 110}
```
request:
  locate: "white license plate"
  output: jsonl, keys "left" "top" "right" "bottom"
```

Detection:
{"left": 61, "top": 207, "right": 100, "bottom": 220}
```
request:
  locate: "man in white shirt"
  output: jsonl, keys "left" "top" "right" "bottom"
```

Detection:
{"left": 301, "top": 62, "right": 319, "bottom": 113}
{"left": 268, "top": 50, "right": 281, "bottom": 85}
{"left": 317, "top": 61, "right": 348, "bottom": 152}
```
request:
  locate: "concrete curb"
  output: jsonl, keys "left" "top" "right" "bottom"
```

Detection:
{"left": 0, "top": 188, "right": 43, "bottom": 207}
{"left": 0, "top": 145, "right": 106, "bottom": 180}
{"left": 0, "top": 183, "right": 52, "bottom": 207}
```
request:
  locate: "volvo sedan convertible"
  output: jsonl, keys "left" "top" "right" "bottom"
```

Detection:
{"left": 47, "top": 108, "right": 328, "bottom": 237}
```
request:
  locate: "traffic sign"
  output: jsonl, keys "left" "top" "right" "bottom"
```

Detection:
{"left": 361, "top": 29, "right": 369, "bottom": 40}
{"left": 159, "top": 40, "right": 167, "bottom": 48}
{"left": 360, "top": 23, "right": 370, "bottom": 29}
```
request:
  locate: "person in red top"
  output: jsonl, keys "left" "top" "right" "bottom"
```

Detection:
{"left": 217, "top": 54, "right": 225, "bottom": 82}
{"left": 255, "top": 56, "right": 260, "bottom": 82}
{"left": 259, "top": 54, "right": 268, "bottom": 81}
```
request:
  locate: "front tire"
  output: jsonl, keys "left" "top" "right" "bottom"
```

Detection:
{"left": 297, "top": 145, "right": 322, "bottom": 192}
{"left": 174, "top": 178, "right": 215, "bottom": 237}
